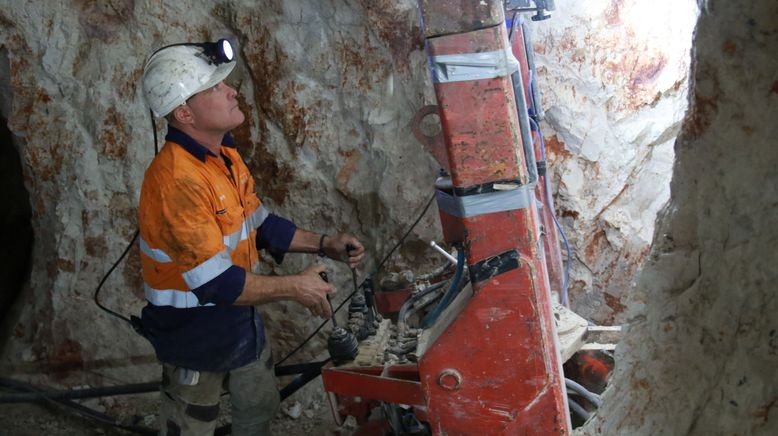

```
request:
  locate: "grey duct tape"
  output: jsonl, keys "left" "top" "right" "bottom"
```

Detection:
{"left": 431, "top": 48, "right": 520, "bottom": 83}
{"left": 435, "top": 184, "right": 534, "bottom": 218}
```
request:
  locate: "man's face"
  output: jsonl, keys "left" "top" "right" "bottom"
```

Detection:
{"left": 184, "top": 81, "right": 245, "bottom": 132}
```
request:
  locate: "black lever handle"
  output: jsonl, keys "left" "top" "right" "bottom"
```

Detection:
{"left": 318, "top": 271, "right": 337, "bottom": 326}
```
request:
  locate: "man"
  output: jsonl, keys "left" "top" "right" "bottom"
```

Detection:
{"left": 138, "top": 40, "right": 365, "bottom": 435}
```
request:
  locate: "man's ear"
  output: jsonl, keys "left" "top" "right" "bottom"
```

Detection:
{"left": 171, "top": 105, "right": 194, "bottom": 125}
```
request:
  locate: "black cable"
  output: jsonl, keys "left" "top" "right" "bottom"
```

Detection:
{"left": 0, "top": 379, "right": 158, "bottom": 403}
{"left": 374, "top": 192, "right": 436, "bottom": 275}
{"left": 91, "top": 117, "right": 435, "bottom": 388}
{"left": 151, "top": 109, "right": 159, "bottom": 155}
{"left": 10, "top": 110, "right": 160, "bottom": 435}
{"left": 275, "top": 318, "right": 329, "bottom": 366}
{"left": 93, "top": 230, "right": 138, "bottom": 325}
{"left": 509, "top": 12, "right": 519, "bottom": 40}
{"left": 92, "top": 111, "right": 159, "bottom": 325}
{"left": 0, "top": 377, "right": 155, "bottom": 435}
{"left": 275, "top": 192, "right": 437, "bottom": 366}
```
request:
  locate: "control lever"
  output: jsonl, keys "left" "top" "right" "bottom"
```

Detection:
{"left": 320, "top": 270, "right": 358, "bottom": 364}
{"left": 363, "top": 277, "right": 377, "bottom": 326}
{"left": 345, "top": 244, "right": 362, "bottom": 306}
{"left": 319, "top": 272, "right": 337, "bottom": 329}
{"left": 346, "top": 244, "right": 378, "bottom": 332}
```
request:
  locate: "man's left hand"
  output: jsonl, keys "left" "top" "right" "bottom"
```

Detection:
{"left": 323, "top": 234, "right": 365, "bottom": 269}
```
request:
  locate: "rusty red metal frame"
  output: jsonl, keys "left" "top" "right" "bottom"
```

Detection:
{"left": 322, "top": 364, "right": 424, "bottom": 407}
{"left": 322, "top": 1, "right": 570, "bottom": 433}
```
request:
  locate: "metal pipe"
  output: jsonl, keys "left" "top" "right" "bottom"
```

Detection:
{"left": 430, "top": 240, "right": 458, "bottom": 264}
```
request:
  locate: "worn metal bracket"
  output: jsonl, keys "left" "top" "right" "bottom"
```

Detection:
{"left": 469, "top": 249, "right": 520, "bottom": 284}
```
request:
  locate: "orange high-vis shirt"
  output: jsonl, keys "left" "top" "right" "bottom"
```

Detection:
{"left": 136, "top": 127, "right": 297, "bottom": 371}
{"left": 138, "top": 129, "right": 266, "bottom": 307}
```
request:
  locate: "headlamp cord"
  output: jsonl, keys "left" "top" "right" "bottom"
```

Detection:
{"left": 93, "top": 110, "right": 158, "bottom": 331}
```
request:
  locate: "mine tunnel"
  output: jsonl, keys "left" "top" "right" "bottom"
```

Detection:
{"left": 0, "top": 0, "right": 776, "bottom": 435}
{"left": 0, "top": 114, "right": 33, "bottom": 331}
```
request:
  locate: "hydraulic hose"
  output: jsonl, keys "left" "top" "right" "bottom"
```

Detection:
{"left": 275, "top": 192, "right": 437, "bottom": 367}
{"left": 416, "top": 261, "right": 454, "bottom": 282}
{"left": 278, "top": 359, "right": 331, "bottom": 401}
{"left": 397, "top": 281, "right": 448, "bottom": 335}
{"left": 509, "top": 14, "right": 538, "bottom": 186}
{"left": 420, "top": 248, "right": 466, "bottom": 329}
{"left": 0, "top": 377, "right": 155, "bottom": 435}
{"left": 510, "top": 14, "right": 571, "bottom": 306}
{"left": 568, "top": 398, "right": 591, "bottom": 421}
{"left": 521, "top": 20, "right": 544, "bottom": 120}
{"left": 511, "top": 70, "right": 539, "bottom": 186}
{"left": 565, "top": 378, "right": 602, "bottom": 408}
{"left": 0, "top": 378, "right": 158, "bottom": 403}
{"left": 530, "top": 116, "right": 572, "bottom": 306}
{"left": 0, "top": 359, "right": 329, "bottom": 405}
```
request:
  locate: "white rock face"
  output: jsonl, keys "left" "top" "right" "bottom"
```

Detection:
{"left": 531, "top": 0, "right": 698, "bottom": 323}
{"left": 580, "top": 0, "right": 778, "bottom": 433}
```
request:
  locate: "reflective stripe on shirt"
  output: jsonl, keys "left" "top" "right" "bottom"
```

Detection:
{"left": 144, "top": 283, "right": 215, "bottom": 308}
{"left": 140, "top": 237, "right": 173, "bottom": 263}
{"left": 223, "top": 222, "right": 249, "bottom": 252}
{"left": 222, "top": 205, "right": 267, "bottom": 250}
{"left": 181, "top": 250, "right": 233, "bottom": 289}
{"left": 246, "top": 204, "right": 269, "bottom": 230}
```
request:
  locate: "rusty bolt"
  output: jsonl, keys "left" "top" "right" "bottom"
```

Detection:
{"left": 437, "top": 368, "right": 463, "bottom": 391}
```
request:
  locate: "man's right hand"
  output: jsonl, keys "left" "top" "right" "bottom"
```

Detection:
{"left": 233, "top": 264, "right": 335, "bottom": 316}
{"left": 293, "top": 264, "right": 335, "bottom": 318}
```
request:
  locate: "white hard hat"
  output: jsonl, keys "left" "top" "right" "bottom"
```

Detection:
{"left": 142, "top": 40, "right": 236, "bottom": 118}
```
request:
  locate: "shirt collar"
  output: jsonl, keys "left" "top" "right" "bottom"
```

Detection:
{"left": 165, "top": 125, "right": 237, "bottom": 163}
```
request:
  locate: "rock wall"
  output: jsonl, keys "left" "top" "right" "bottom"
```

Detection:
{"left": 581, "top": 0, "right": 778, "bottom": 433}
{"left": 0, "top": 0, "right": 439, "bottom": 382}
{"left": 531, "top": 0, "right": 697, "bottom": 323}
{"left": 0, "top": 0, "right": 692, "bottom": 388}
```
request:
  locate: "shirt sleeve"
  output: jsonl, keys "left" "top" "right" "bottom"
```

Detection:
{"left": 190, "top": 265, "right": 246, "bottom": 305}
{"left": 257, "top": 213, "right": 297, "bottom": 264}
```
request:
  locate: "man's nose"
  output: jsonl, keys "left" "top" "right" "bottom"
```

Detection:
{"left": 226, "top": 84, "right": 238, "bottom": 98}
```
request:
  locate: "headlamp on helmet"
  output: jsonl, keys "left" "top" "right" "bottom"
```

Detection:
{"left": 197, "top": 39, "right": 234, "bottom": 65}
{"left": 142, "top": 39, "right": 238, "bottom": 118}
